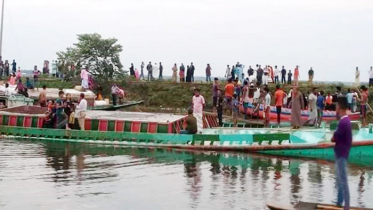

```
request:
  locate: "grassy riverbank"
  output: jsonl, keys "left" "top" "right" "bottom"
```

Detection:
{"left": 36, "top": 77, "right": 373, "bottom": 112}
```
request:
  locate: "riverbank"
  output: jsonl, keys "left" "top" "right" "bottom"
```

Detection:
{"left": 31, "top": 77, "right": 373, "bottom": 112}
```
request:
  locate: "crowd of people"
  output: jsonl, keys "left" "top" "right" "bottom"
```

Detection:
{"left": 40, "top": 88, "right": 87, "bottom": 131}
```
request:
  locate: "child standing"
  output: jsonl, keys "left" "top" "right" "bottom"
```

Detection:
{"left": 331, "top": 97, "right": 352, "bottom": 210}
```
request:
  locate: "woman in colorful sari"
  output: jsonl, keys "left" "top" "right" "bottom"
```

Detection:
{"left": 9, "top": 73, "right": 16, "bottom": 85}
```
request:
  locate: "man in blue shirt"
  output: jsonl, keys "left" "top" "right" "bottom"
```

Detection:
{"left": 316, "top": 91, "right": 325, "bottom": 127}
{"left": 331, "top": 97, "right": 352, "bottom": 210}
{"left": 346, "top": 88, "right": 353, "bottom": 111}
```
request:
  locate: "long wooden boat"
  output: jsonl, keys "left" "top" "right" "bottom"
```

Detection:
{"left": 1, "top": 106, "right": 373, "bottom": 162}
{"left": 239, "top": 102, "right": 360, "bottom": 122}
{"left": 267, "top": 201, "right": 373, "bottom": 210}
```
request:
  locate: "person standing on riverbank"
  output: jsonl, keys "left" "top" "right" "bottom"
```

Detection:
{"left": 33, "top": 66, "right": 41, "bottom": 90}
{"left": 275, "top": 85, "right": 285, "bottom": 125}
{"left": 179, "top": 64, "right": 185, "bottom": 82}
{"left": 274, "top": 66, "right": 280, "bottom": 84}
{"left": 308, "top": 67, "right": 314, "bottom": 85}
{"left": 129, "top": 63, "right": 135, "bottom": 77}
{"left": 159, "top": 62, "right": 163, "bottom": 79}
{"left": 355, "top": 67, "right": 360, "bottom": 87}
{"left": 192, "top": 88, "right": 205, "bottom": 134}
{"left": 294, "top": 66, "right": 300, "bottom": 86}
{"left": 186, "top": 65, "right": 191, "bottom": 82}
{"left": 190, "top": 62, "right": 195, "bottom": 82}
{"left": 257, "top": 65, "right": 263, "bottom": 85}
{"left": 225, "top": 65, "right": 231, "bottom": 80}
{"left": 206, "top": 64, "right": 212, "bottom": 83}
{"left": 331, "top": 97, "right": 351, "bottom": 210}
{"left": 11, "top": 59, "right": 16, "bottom": 74}
{"left": 287, "top": 70, "right": 293, "bottom": 85}
{"left": 147, "top": 62, "right": 153, "bottom": 81}
{"left": 281, "top": 66, "right": 287, "bottom": 84}
{"left": 140, "top": 62, "right": 145, "bottom": 80}
{"left": 4, "top": 60, "right": 9, "bottom": 77}
{"left": 369, "top": 67, "right": 373, "bottom": 87}
{"left": 172, "top": 64, "right": 178, "bottom": 83}
{"left": 248, "top": 66, "right": 254, "bottom": 77}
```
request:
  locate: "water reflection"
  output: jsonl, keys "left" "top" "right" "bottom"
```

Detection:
{"left": 1, "top": 139, "right": 373, "bottom": 210}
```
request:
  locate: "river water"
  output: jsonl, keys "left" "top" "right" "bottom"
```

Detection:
{"left": 1, "top": 139, "right": 373, "bottom": 210}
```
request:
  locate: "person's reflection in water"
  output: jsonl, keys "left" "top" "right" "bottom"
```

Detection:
{"left": 184, "top": 158, "right": 202, "bottom": 208}
{"left": 273, "top": 159, "right": 283, "bottom": 195}
{"left": 289, "top": 160, "right": 302, "bottom": 202}
{"left": 76, "top": 152, "right": 85, "bottom": 184}
{"left": 307, "top": 163, "right": 323, "bottom": 202}
{"left": 358, "top": 170, "right": 366, "bottom": 207}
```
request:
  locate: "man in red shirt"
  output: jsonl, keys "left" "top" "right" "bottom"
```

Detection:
{"left": 225, "top": 79, "right": 235, "bottom": 113}
{"left": 360, "top": 86, "right": 369, "bottom": 127}
{"left": 274, "top": 85, "right": 286, "bottom": 124}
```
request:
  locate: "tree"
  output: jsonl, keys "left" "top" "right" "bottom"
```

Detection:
{"left": 57, "top": 33, "right": 125, "bottom": 84}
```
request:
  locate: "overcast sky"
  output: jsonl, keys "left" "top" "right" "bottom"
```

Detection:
{"left": 2, "top": 0, "right": 373, "bottom": 82}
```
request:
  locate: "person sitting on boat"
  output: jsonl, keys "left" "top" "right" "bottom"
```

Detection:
{"left": 9, "top": 73, "right": 16, "bottom": 86}
{"left": 75, "top": 93, "right": 87, "bottom": 131}
{"left": 180, "top": 109, "right": 197, "bottom": 135}
{"left": 25, "top": 77, "right": 34, "bottom": 90}
{"left": 0, "top": 102, "right": 6, "bottom": 110}
{"left": 15, "top": 79, "right": 28, "bottom": 97}
{"left": 4, "top": 83, "right": 10, "bottom": 96}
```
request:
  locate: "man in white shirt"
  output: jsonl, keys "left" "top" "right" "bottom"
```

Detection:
{"left": 369, "top": 66, "right": 373, "bottom": 87}
{"left": 263, "top": 66, "right": 269, "bottom": 85}
{"left": 4, "top": 83, "right": 11, "bottom": 96}
{"left": 274, "top": 66, "right": 280, "bottom": 84}
{"left": 192, "top": 88, "right": 205, "bottom": 133}
{"left": 75, "top": 93, "right": 88, "bottom": 130}
{"left": 111, "top": 84, "right": 118, "bottom": 106}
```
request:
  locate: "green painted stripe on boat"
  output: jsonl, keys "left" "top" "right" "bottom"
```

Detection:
{"left": 157, "top": 124, "right": 168, "bottom": 133}
{"left": 3, "top": 115, "right": 9, "bottom": 126}
{"left": 124, "top": 121, "right": 131, "bottom": 132}
{"left": 31, "top": 117, "right": 38, "bottom": 128}
{"left": 140, "top": 123, "right": 148, "bottom": 133}
{"left": 108, "top": 121, "right": 115, "bottom": 132}
{"left": 17, "top": 116, "right": 24, "bottom": 127}
{"left": 91, "top": 119, "right": 99, "bottom": 131}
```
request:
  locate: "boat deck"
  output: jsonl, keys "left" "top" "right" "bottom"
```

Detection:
{"left": 86, "top": 110, "right": 186, "bottom": 123}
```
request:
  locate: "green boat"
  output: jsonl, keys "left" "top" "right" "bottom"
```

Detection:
{"left": 1, "top": 105, "right": 373, "bottom": 162}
